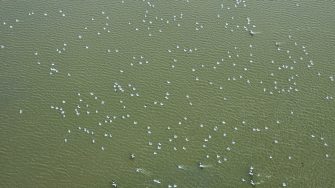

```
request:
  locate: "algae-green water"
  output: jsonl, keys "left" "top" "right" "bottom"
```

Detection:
{"left": 1, "top": 0, "right": 334, "bottom": 187}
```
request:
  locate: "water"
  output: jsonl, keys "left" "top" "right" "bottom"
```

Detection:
{"left": 1, "top": 0, "right": 334, "bottom": 187}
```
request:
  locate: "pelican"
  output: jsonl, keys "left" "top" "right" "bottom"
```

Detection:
{"left": 249, "top": 30, "right": 260, "bottom": 36}
{"left": 153, "top": 179, "right": 161, "bottom": 184}
{"left": 198, "top": 162, "right": 206, "bottom": 169}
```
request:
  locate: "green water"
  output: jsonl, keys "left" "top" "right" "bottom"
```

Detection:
{"left": 1, "top": 0, "right": 335, "bottom": 187}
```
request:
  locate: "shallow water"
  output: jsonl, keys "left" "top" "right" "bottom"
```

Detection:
{"left": 1, "top": 0, "right": 335, "bottom": 187}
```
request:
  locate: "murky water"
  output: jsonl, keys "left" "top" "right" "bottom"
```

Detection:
{"left": 1, "top": 0, "right": 334, "bottom": 187}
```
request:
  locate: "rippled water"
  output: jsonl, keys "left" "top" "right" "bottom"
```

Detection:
{"left": 1, "top": 0, "right": 335, "bottom": 187}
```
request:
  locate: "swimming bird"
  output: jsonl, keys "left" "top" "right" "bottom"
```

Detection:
{"left": 111, "top": 181, "right": 117, "bottom": 187}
